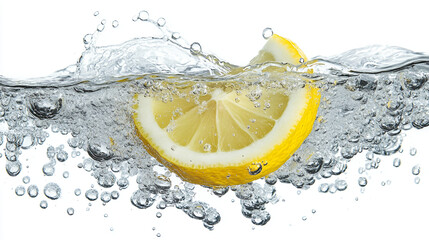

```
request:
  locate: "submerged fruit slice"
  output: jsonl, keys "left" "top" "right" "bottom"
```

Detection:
{"left": 133, "top": 34, "right": 320, "bottom": 186}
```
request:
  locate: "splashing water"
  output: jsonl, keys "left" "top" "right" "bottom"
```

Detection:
{"left": 0, "top": 10, "right": 428, "bottom": 231}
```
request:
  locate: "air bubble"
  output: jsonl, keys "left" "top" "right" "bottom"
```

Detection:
{"left": 156, "top": 212, "right": 162, "bottom": 218}
{"left": 414, "top": 177, "right": 420, "bottom": 184}
{"left": 412, "top": 165, "right": 420, "bottom": 175}
{"left": 43, "top": 164, "right": 55, "bottom": 176}
{"left": 74, "top": 188, "right": 81, "bottom": 196}
{"left": 248, "top": 163, "right": 263, "bottom": 175}
{"left": 203, "top": 143, "right": 211, "bottom": 152}
{"left": 63, "top": 171, "right": 69, "bottom": 178}
{"left": 6, "top": 161, "right": 22, "bottom": 176}
{"left": 410, "top": 148, "right": 417, "bottom": 156}
{"left": 27, "top": 185, "right": 39, "bottom": 198}
{"left": 171, "top": 32, "right": 181, "bottom": 40}
{"left": 67, "top": 208, "right": 75, "bottom": 216}
{"left": 44, "top": 182, "right": 61, "bottom": 200}
{"left": 393, "top": 158, "right": 401, "bottom": 167}
{"left": 138, "top": 10, "right": 149, "bottom": 21}
{"left": 157, "top": 17, "right": 166, "bottom": 27}
{"left": 93, "top": 11, "right": 99, "bottom": 16}
{"left": 97, "top": 23, "right": 105, "bottom": 32}
{"left": 85, "top": 189, "right": 99, "bottom": 201}
{"left": 262, "top": 27, "right": 273, "bottom": 39}
{"left": 299, "top": 58, "right": 305, "bottom": 64}
{"left": 112, "top": 20, "right": 119, "bottom": 28}
{"left": 190, "top": 42, "right": 202, "bottom": 55}
{"left": 15, "top": 186, "right": 25, "bottom": 196}
{"left": 358, "top": 177, "right": 368, "bottom": 187}
{"left": 100, "top": 191, "right": 112, "bottom": 203}
{"left": 40, "top": 200, "right": 48, "bottom": 209}
{"left": 22, "top": 176, "right": 30, "bottom": 184}
{"left": 111, "top": 191, "right": 120, "bottom": 200}
{"left": 318, "top": 183, "right": 329, "bottom": 193}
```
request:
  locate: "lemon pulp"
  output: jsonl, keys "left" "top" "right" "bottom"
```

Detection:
{"left": 133, "top": 34, "right": 320, "bottom": 186}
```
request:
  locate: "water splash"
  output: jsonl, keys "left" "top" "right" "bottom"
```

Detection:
{"left": 0, "top": 10, "right": 427, "bottom": 230}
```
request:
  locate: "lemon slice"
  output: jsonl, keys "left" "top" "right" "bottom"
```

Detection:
{"left": 133, "top": 34, "right": 320, "bottom": 187}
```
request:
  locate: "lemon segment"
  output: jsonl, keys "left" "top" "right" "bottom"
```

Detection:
{"left": 250, "top": 34, "right": 307, "bottom": 65}
{"left": 133, "top": 34, "right": 320, "bottom": 187}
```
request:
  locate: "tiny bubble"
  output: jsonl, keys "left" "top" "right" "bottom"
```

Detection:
{"left": 67, "top": 208, "right": 74, "bottom": 216}
{"left": 40, "top": 200, "right": 48, "bottom": 209}
{"left": 171, "top": 32, "right": 181, "bottom": 40}
{"left": 93, "top": 11, "right": 99, "bottom": 16}
{"left": 156, "top": 212, "right": 162, "bottom": 218}
{"left": 414, "top": 177, "right": 420, "bottom": 184}
{"left": 302, "top": 216, "right": 307, "bottom": 221}
{"left": 190, "top": 42, "right": 202, "bottom": 55}
{"left": 22, "top": 176, "right": 30, "bottom": 184}
{"left": 262, "top": 27, "right": 273, "bottom": 39}
{"left": 112, "top": 20, "right": 119, "bottom": 28}
{"left": 412, "top": 165, "right": 420, "bottom": 175}
{"left": 393, "top": 158, "right": 401, "bottom": 167}
{"left": 156, "top": 233, "right": 161, "bottom": 237}
{"left": 63, "top": 171, "right": 69, "bottom": 178}
{"left": 410, "top": 148, "right": 417, "bottom": 156}
{"left": 311, "top": 209, "right": 316, "bottom": 214}
{"left": 157, "top": 17, "right": 166, "bottom": 27}
{"left": 299, "top": 58, "right": 305, "bottom": 64}
{"left": 97, "top": 23, "right": 105, "bottom": 32}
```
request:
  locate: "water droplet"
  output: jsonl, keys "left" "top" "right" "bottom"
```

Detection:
{"left": 318, "top": 183, "right": 329, "bottom": 193}
{"left": 248, "top": 162, "right": 262, "bottom": 175}
{"left": 112, "top": 20, "right": 119, "bottom": 28}
{"left": 262, "top": 27, "right": 273, "bottom": 39}
{"left": 28, "top": 95, "right": 62, "bottom": 119}
{"left": 56, "top": 151, "right": 68, "bottom": 162}
{"left": 97, "top": 23, "right": 105, "bottom": 32}
{"left": 358, "top": 177, "right": 368, "bottom": 187}
{"left": 111, "top": 191, "right": 120, "bottom": 200}
{"left": 138, "top": 10, "right": 149, "bottom": 21}
{"left": 74, "top": 188, "right": 81, "bottom": 196}
{"left": 63, "top": 171, "right": 69, "bottom": 178}
{"left": 85, "top": 189, "right": 99, "bottom": 201}
{"left": 203, "top": 143, "right": 211, "bottom": 152}
{"left": 43, "top": 163, "right": 55, "bottom": 176}
{"left": 27, "top": 185, "right": 39, "bottom": 198}
{"left": 6, "top": 161, "right": 22, "bottom": 176}
{"left": 414, "top": 177, "right": 421, "bottom": 184}
{"left": 251, "top": 210, "right": 270, "bottom": 225}
{"left": 171, "top": 32, "right": 181, "bottom": 40}
{"left": 40, "top": 200, "right": 48, "bottom": 209}
{"left": 156, "top": 212, "right": 162, "bottom": 218}
{"left": 393, "top": 158, "right": 401, "bottom": 167}
{"left": 157, "top": 17, "right": 166, "bottom": 27}
{"left": 44, "top": 183, "right": 61, "bottom": 200}
{"left": 190, "top": 42, "right": 202, "bottom": 55}
{"left": 67, "top": 208, "right": 74, "bottom": 216}
{"left": 131, "top": 190, "right": 155, "bottom": 209}
{"left": 93, "top": 11, "right": 99, "bottom": 16}
{"left": 410, "top": 147, "right": 417, "bottom": 156}
{"left": 100, "top": 191, "right": 112, "bottom": 203}
{"left": 412, "top": 165, "right": 420, "bottom": 175}
{"left": 22, "top": 176, "right": 30, "bottom": 184}
{"left": 15, "top": 186, "right": 25, "bottom": 196}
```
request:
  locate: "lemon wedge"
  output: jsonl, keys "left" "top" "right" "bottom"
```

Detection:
{"left": 133, "top": 34, "right": 320, "bottom": 187}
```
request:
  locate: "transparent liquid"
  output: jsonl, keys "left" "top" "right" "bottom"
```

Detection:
{"left": 1, "top": 14, "right": 428, "bottom": 230}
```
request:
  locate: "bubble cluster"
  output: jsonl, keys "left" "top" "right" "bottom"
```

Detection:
{"left": 0, "top": 18, "right": 427, "bottom": 229}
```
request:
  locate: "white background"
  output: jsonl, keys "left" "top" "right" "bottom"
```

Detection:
{"left": 1, "top": 0, "right": 429, "bottom": 240}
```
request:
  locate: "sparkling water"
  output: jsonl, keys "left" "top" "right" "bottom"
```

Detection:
{"left": 0, "top": 11, "right": 427, "bottom": 232}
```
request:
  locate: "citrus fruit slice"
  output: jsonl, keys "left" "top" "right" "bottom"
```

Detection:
{"left": 133, "top": 34, "right": 320, "bottom": 187}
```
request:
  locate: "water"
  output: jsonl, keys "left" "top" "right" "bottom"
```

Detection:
{"left": 0, "top": 11, "right": 428, "bottom": 231}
